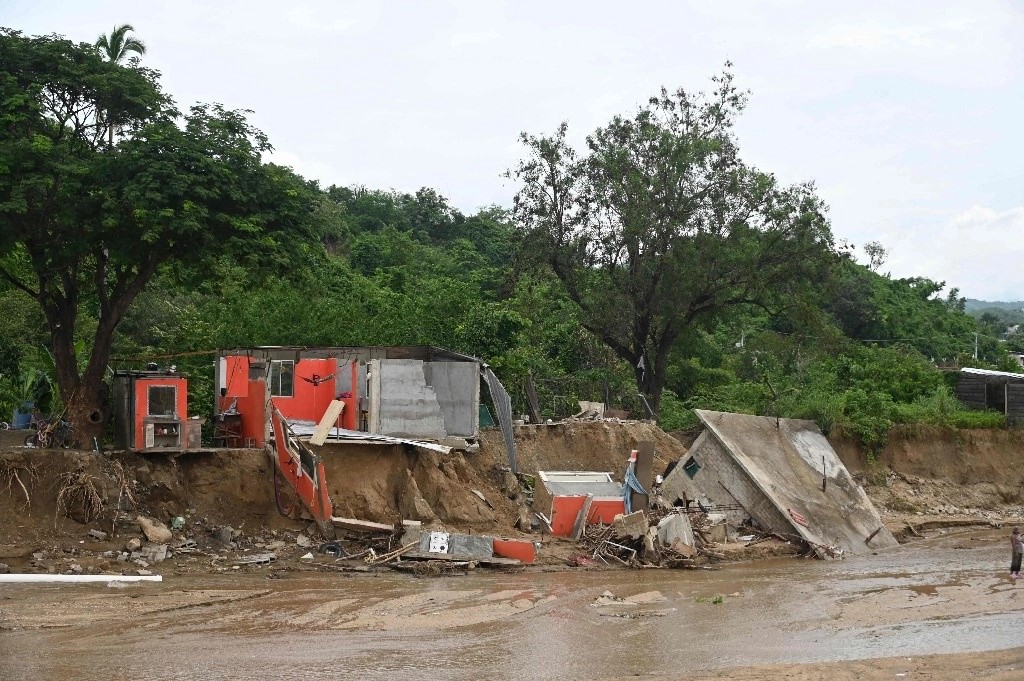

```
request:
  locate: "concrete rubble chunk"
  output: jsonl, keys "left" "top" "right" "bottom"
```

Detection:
{"left": 656, "top": 513, "right": 695, "bottom": 550}
{"left": 295, "top": 534, "right": 313, "bottom": 548}
{"left": 87, "top": 529, "right": 108, "bottom": 541}
{"left": 0, "top": 563, "right": 10, "bottom": 574}
{"left": 125, "top": 538, "right": 142, "bottom": 552}
{"left": 136, "top": 516, "right": 172, "bottom": 544}
{"left": 140, "top": 544, "right": 168, "bottom": 564}
{"left": 611, "top": 511, "right": 648, "bottom": 539}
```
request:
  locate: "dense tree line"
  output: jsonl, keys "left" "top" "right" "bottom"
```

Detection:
{"left": 0, "top": 29, "right": 1016, "bottom": 451}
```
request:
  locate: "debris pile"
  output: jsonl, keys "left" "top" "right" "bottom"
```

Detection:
{"left": 574, "top": 507, "right": 729, "bottom": 569}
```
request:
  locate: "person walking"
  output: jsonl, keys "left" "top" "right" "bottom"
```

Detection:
{"left": 1011, "top": 527, "right": 1023, "bottom": 579}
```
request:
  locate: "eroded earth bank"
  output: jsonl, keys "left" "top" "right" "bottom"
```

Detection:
{"left": 2, "top": 421, "right": 1024, "bottom": 679}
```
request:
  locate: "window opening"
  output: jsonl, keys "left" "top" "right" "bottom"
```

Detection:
{"left": 148, "top": 386, "right": 177, "bottom": 417}
{"left": 269, "top": 360, "right": 295, "bottom": 397}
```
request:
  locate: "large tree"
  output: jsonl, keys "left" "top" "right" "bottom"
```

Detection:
{"left": 0, "top": 29, "right": 319, "bottom": 443}
{"left": 510, "top": 69, "right": 834, "bottom": 414}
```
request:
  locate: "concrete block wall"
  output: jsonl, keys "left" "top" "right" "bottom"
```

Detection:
{"left": 692, "top": 433, "right": 793, "bottom": 535}
{"left": 374, "top": 360, "right": 448, "bottom": 439}
{"left": 422, "top": 361, "right": 478, "bottom": 437}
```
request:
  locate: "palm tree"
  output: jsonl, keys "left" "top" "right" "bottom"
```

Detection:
{"left": 95, "top": 23, "right": 146, "bottom": 64}
{"left": 95, "top": 24, "right": 147, "bottom": 144}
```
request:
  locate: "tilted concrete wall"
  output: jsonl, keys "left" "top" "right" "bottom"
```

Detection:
{"left": 690, "top": 431, "right": 793, "bottom": 535}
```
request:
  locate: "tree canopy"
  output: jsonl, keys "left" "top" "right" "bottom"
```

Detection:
{"left": 0, "top": 29, "right": 319, "bottom": 440}
{"left": 509, "top": 69, "right": 834, "bottom": 412}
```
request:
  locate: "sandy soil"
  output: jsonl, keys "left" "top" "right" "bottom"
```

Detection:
{"left": 661, "top": 647, "right": 1024, "bottom": 680}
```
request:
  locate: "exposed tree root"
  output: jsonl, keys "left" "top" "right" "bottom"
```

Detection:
{"left": 55, "top": 468, "right": 103, "bottom": 525}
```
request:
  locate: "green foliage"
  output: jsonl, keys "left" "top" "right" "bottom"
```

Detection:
{"left": 510, "top": 68, "right": 834, "bottom": 413}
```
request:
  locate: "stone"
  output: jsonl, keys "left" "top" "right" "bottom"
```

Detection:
{"left": 623, "top": 591, "right": 667, "bottom": 604}
{"left": 216, "top": 526, "right": 235, "bottom": 546}
{"left": 67, "top": 564, "right": 83, "bottom": 575}
{"left": 125, "top": 538, "right": 142, "bottom": 552}
{"left": 398, "top": 472, "right": 436, "bottom": 522}
{"left": 0, "top": 563, "right": 10, "bottom": 574}
{"left": 500, "top": 470, "right": 521, "bottom": 498}
{"left": 137, "top": 515, "right": 172, "bottom": 544}
{"left": 88, "top": 529, "right": 108, "bottom": 541}
{"left": 516, "top": 506, "right": 534, "bottom": 532}
{"left": 611, "top": 511, "right": 648, "bottom": 539}
{"left": 295, "top": 534, "right": 312, "bottom": 548}
{"left": 137, "top": 569, "right": 154, "bottom": 576}
{"left": 300, "top": 552, "right": 314, "bottom": 561}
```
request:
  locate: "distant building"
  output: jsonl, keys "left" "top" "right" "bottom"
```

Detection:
{"left": 955, "top": 367, "right": 1024, "bottom": 424}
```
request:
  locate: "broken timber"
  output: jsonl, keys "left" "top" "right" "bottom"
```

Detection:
{"left": 331, "top": 517, "right": 395, "bottom": 534}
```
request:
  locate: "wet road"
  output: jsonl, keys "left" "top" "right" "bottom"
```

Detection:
{"left": 0, "top": 528, "right": 1020, "bottom": 680}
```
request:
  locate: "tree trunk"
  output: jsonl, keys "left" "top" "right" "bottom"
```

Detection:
{"left": 64, "top": 383, "right": 106, "bottom": 448}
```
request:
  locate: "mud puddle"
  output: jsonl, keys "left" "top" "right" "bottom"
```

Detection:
{"left": 0, "top": 529, "right": 1020, "bottom": 680}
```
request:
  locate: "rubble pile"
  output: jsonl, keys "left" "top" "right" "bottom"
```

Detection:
{"left": 575, "top": 507, "right": 727, "bottom": 569}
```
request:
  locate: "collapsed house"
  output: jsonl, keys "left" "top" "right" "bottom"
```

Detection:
{"left": 661, "top": 409, "right": 897, "bottom": 558}
{"left": 213, "top": 346, "right": 517, "bottom": 467}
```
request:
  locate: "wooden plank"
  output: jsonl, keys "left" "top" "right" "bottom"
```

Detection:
{"left": 631, "top": 441, "right": 655, "bottom": 512}
{"left": 331, "top": 516, "right": 395, "bottom": 533}
{"left": 310, "top": 399, "right": 345, "bottom": 446}
{"left": 571, "top": 493, "right": 594, "bottom": 540}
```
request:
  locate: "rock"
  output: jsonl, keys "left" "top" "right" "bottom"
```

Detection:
{"left": 516, "top": 506, "right": 534, "bottom": 532}
{"left": 624, "top": 591, "right": 667, "bottom": 604}
{"left": 398, "top": 472, "right": 437, "bottom": 522}
{"left": 295, "top": 534, "right": 312, "bottom": 548}
{"left": 300, "top": 552, "right": 314, "bottom": 561}
{"left": 500, "top": 470, "right": 521, "bottom": 498}
{"left": 215, "top": 526, "right": 235, "bottom": 546}
{"left": 137, "top": 516, "right": 172, "bottom": 544}
{"left": 0, "top": 563, "right": 10, "bottom": 574}
{"left": 67, "top": 564, "right": 83, "bottom": 575}
{"left": 125, "top": 538, "right": 142, "bottom": 552}
{"left": 266, "top": 540, "right": 286, "bottom": 551}
{"left": 170, "top": 516, "right": 186, "bottom": 530}
{"left": 88, "top": 529, "right": 108, "bottom": 541}
{"left": 134, "top": 559, "right": 150, "bottom": 568}
{"left": 137, "top": 569, "right": 153, "bottom": 576}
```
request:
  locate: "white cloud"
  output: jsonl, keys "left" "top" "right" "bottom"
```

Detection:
{"left": 883, "top": 206, "right": 1024, "bottom": 300}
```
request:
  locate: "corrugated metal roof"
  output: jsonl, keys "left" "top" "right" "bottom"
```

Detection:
{"left": 961, "top": 367, "right": 1024, "bottom": 380}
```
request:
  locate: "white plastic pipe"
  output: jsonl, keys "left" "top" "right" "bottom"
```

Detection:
{"left": 0, "top": 574, "right": 162, "bottom": 583}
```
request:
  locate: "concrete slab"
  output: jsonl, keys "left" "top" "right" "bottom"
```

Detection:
{"left": 694, "top": 410, "right": 898, "bottom": 558}
{"left": 656, "top": 513, "right": 694, "bottom": 549}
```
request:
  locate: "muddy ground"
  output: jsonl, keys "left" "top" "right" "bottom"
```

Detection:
{"left": 2, "top": 420, "right": 1024, "bottom": 678}
{"left": 1, "top": 528, "right": 1022, "bottom": 679}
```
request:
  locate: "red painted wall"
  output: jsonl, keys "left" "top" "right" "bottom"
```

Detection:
{"left": 549, "top": 496, "right": 626, "bottom": 537}
{"left": 133, "top": 376, "right": 188, "bottom": 448}
{"left": 222, "top": 355, "right": 342, "bottom": 426}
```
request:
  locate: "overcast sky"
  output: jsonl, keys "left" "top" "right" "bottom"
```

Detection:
{"left": 5, "top": 1, "right": 1023, "bottom": 300}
